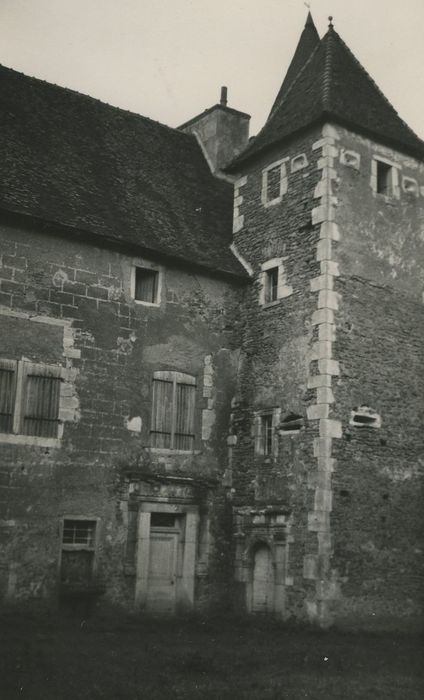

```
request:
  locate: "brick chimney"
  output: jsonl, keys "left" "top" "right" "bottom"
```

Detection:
{"left": 179, "top": 87, "right": 250, "bottom": 173}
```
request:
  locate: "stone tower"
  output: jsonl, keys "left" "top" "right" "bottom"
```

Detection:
{"left": 225, "top": 14, "right": 424, "bottom": 628}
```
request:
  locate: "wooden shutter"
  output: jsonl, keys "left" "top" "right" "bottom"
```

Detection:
{"left": 0, "top": 360, "right": 16, "bottom": 433}
{"left": 150, "top": 378, "right": 173, "bottom": 447}
{"left": 175, "top": 381, "right": 196, "bottom": 450}
{"left": 22, "top": 364, "right": 62, "bottom": 438}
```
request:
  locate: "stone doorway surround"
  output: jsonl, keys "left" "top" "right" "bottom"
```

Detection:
{"left": 233, "top": 505, "right": 292, "bottom": 616}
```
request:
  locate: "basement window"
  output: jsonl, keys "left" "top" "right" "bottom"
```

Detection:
{"left": 133, "top": 266, "right": 160, "bottom": 305}
{"left": 350, "top": 406, "right": 381, "bottom": 428}
{"left": 279, "top": 413, "right": 303, "bottom": 434}
{"left": 0, "top": 359, "right": 62, "bottom": 440}
{"left": 61, "top": 519, "right": 98, "bottom": 586}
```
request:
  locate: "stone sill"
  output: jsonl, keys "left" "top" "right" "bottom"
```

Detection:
{"left": 149, "top": 448, "right": 201, "bottom": 455}
{"left": 0, "top": 433, "right": 61, "bottom": 448}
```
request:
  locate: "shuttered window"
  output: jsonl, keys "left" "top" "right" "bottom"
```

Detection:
{"left": 0, "top": 359, "right": 62, "bottom": 438}
{"left": 0, "top": 360, "right": 16, "bottom": 433}
{"left": 150, "top": 371, "right": 196, "bottom": 450}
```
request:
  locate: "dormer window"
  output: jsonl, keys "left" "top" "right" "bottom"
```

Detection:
{"left": 261, "top": 159, "right": 288, "bottom": 207}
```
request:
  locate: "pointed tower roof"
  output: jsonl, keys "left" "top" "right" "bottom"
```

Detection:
{"left": 268, "top": 12, "right": 320, "bottom": 120}
{"left": 227, "top": 19, "right": 424, "bottom": 170}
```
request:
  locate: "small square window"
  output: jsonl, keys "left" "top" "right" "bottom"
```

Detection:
{"left": 265, "top": 267, "right": 279, "bottom": 303}
{"left": 376, "top": 161, "right": 393, "bottom": 195}
{"left": 134, "top": 267, "right": 159, "bottom": 304}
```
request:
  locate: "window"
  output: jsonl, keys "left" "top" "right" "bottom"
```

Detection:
{"left": 261, "top": 159, "right": 288, "bottom": 206}
{"left": 259, "top": 258, "right": 293, "bottom": 306}
{"left": 150, "top": 371, "right": 196, "bottom": 450}
{"left": 254, "top": 409, "right": 280, "bottom": 457}
{"left": 266, "top": 166, "right": 282, "bottom": 201}
{"left": 279, "top": 412, "right": 303, "bottom": 434}
{"left": 402, "top": 176, "right": 419, "bottom": 196}
{"left": 371, "top": 157, "right": 400, "bottom": 198}
{"left": 61, "top": 519, "right": 97, "bottom": 586}
{"left": 133, "top": 266, "right": 160, "bottom": 304}
{"left": 0, "top": 359, "right": 62, "bottom": 438}
{"left": 265, "top": 267, "right": 279, "bottom": 303}
{"left": 376, "top": 161, "right": 393, "bottom": 195}
{"left": 350, "top": 406, "right": 381, "bottom": 428}
{"left": 291, "top": 153, "right": 308, "bottom": 173}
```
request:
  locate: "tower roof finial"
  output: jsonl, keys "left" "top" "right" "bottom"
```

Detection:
{"left": 328, "top": 16, "right": 334, "bottom": 29}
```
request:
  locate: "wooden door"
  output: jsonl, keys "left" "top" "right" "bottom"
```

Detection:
{"left": 252, "top": 546, "right": 274, "bottom": 613}
{"left": 146, "top": 530, "right": 178, "bottom": 614}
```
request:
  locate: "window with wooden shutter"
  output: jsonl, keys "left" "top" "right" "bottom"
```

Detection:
{"left": 0, "top": 360, "right": 16, "bottom": 433}
{"left": 150, "top": 371, "right": 196, "bottom": 450}
{"left": 0, "top": 359, "right": 62, "bottom": 439}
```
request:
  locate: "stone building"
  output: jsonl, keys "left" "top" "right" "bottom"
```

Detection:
{"left": 0, "top": 14, "right": 423, "bottom": 628}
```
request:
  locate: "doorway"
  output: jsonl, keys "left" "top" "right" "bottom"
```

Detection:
{"left": 252, "top": 545, "right": 274, "bottom": 613}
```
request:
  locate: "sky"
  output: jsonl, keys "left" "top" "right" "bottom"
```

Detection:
{"left": 0, "top": 0, "right": 423, "bottom": 139}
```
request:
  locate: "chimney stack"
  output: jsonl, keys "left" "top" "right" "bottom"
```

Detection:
{"left": 179, "top": 87, "right": 250, "bottom": 173}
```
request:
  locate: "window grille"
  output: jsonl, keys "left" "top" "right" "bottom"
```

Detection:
{"left": 134, "top": 267, "right": 159, "bottom": 303}
{"left": 150, "top": 371, "right": 196, "bottom": 450}
{"left": 0, "top": 359, "right": 62, "bottom": 438}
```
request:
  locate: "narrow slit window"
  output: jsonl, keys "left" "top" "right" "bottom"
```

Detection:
{"left": 265, "top": 267, "right": 279, "bottom": 303}
{"left": 134, "top": 267, "right": 159, "bottom": 304}
{"left": 261, "top": 414, "right": 273, "bottom": 455}
{"left": 254, "top": 410, "right": 278, "bottom": 457}
{"left": 279, "top": 413, "right": 303, "bottom": 433}
{"left": 350, "top": 406, "right": 381, "bottom": 428}
{"left": 266, "top": 166, "right": 281, "bottom": 202}
{"left": 150, "top": 371, "right": 196, "bottom": 450}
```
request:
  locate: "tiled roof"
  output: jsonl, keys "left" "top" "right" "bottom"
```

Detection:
{"left": 267, "top": 12, "right": 320, "bottom": 121}
{"left": 229, "top": 23, "right": 424, "bottom": 169}
{"left": 0, "top": 64, "right": 245, "bottom": 278}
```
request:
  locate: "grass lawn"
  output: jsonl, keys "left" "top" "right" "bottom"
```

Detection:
{"left": 0, "top": 612, "right": 422, "bottom": 699}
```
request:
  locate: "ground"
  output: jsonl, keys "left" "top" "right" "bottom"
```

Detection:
{"left": 0, "top": 611, "right": 422, "bottom": 699}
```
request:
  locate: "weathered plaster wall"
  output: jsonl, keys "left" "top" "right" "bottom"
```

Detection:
{"left": 329, "top": 125, "right": 424, "bottom": 626}
{"left": 0, "top": 218, "right": 242, "bottom": 609}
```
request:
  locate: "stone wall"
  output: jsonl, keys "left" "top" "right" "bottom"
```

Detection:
{"left": 0, "top": 216, "right": 242, "bottom": 610}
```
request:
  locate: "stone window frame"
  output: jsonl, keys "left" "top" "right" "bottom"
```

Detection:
{"left": 340, "top": 149, "right": 361, "bottom": 170}
{"left": 370, "top": 155, "right": 400, "bottom": 200}
{"left": 253, "top": 407, "right": 281, "bottom": 458}
{"left": 402, "top": 175, "right": 419, "bottom": 196}
{"left": 59, "top": 515, "right": 101, "bottom": 586}
{"left": 149, "top": 370, "right": 198, "bottom": 454}
{"left": 259, "top": 258, "right": 292, "bottom": 307}
{"left": 290, "top": 153, "right": 308, "bottom": 173}
{"left": 0, "top": 357, "right": 73, "bottom": 448}
{"left": 131, "top": 260, "right": 163, "bottom": 307}
{"left": 261, "top": 158, "right": 288, "bottom": 207}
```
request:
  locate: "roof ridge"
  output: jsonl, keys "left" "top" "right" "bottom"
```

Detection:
{"left": 322, "top": 28, "right": 334, "bottom": 109}
{"left": 328, "top": 30, "right": 424, "bottom": 145}
{"left": 0, "top": 62, "right": 193, "bottom": 141}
